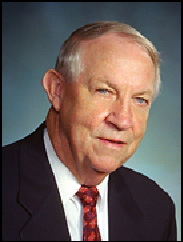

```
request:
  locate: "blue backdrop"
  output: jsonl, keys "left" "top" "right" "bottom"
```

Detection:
{"left": 2, "top": 2, "right": 181, "bottom": 240}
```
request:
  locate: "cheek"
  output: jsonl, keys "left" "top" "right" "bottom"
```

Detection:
{"left": 127, "top": 115, "right": 148, "bottom": 158}
{"left": 132, "top": 112, "right": 148, "bottom": 140}
{"left": 75, "top": 100, "right": 110, "bottom": 129}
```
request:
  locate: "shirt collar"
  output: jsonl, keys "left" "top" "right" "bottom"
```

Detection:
{"left": 97, "top": 175, "right": 109, "bottom": 200}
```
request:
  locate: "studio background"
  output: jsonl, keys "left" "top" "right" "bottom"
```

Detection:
{"left": 2, "top": 2, "right": 181, "bottom": 240}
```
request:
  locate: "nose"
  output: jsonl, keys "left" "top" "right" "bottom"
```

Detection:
{"left": 106, "top": 99, "right": 133, "bottom": 130}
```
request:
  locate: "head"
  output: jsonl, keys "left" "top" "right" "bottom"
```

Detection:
{"left": 42, "top": 21, "right": 161, "bottom": 185}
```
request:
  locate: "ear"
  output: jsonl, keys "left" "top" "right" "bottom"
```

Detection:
{"left": 42, "top": 69, "right": 65, "bottom": 112}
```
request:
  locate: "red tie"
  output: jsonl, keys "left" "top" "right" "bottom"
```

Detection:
{"left": 76, "top": 185, "right": 101, "bottom": 241}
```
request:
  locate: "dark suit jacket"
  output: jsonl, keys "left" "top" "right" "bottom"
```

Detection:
{"left": 2, "top": 123, "right": 177, "bottom": 241}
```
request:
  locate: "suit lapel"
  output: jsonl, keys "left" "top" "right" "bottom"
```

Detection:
{"left": 108, "top": 168, "right": 144, "bottom": 241}
{"left": 19, "top": 177, "right": 71, "bottom": 241}
{"left": 17, "top": 123, "right": 71, "bottom": 241}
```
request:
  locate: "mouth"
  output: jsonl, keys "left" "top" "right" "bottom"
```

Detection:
{"left": 97, "top": 137, "right": 127, "bottom": 149}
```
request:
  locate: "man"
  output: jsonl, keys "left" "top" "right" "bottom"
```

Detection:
{"left": 2, "top": 21, "right": 176, "bottom": 241}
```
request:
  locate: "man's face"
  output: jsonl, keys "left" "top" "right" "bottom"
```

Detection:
{"left": 59, "top": 33, "right": 155, "bottom": 182}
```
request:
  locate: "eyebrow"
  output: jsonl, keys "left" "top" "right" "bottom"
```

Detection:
{"left": 88, "top": 77, "right": 117, "bottom": 89}
{"left": 88, "top": 77, "right": 153, "bottom": 96}
{"left": 133, "top": 90, "right": 153, "bottom": 96}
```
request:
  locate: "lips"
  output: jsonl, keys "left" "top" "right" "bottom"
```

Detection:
{"left": 100, "top": 138, "right": 125, "bottom": 144}
{"left": 97, "top": 137, "right": 127, "bottom": 148}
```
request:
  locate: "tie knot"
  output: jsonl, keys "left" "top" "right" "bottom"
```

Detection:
{"left": 76, "top": 185, "right": 99, "bottom": 207}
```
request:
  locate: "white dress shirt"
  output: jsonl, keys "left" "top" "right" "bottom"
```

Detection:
{"left": 43, "top": 128, "right": 109, "bottom": 241}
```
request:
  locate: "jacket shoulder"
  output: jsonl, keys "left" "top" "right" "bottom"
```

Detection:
{"left": 2, "top": 140, "right": 21, "bottom": 181}
{"left": 2, "top": 122, "right": 46, "bottom": 185}
{"left": 117, "top": 166, "right": 175, "bottom": 212}
{"left": 2, "top": 122, "right": 45, "bottom": 157}
{"left": 120, "top": 166, "right": 172, "bottom": 199}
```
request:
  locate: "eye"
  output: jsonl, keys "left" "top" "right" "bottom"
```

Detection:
{"left": 96, "top": 88, "right": 110, "bottom": 94}
{"left": 135, "top": 97, "right": 148, "bottom": 105}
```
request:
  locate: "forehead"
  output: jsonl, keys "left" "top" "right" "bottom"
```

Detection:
{"left": 79, "top": 33, "right": 154, "bottom": 91}
{"left": 80, "top": 32, "right": 151, "bottom": 62}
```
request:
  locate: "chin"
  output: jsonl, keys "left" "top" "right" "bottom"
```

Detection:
{"left": 91, "top": 156, "right": 123, "bottom": 174}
